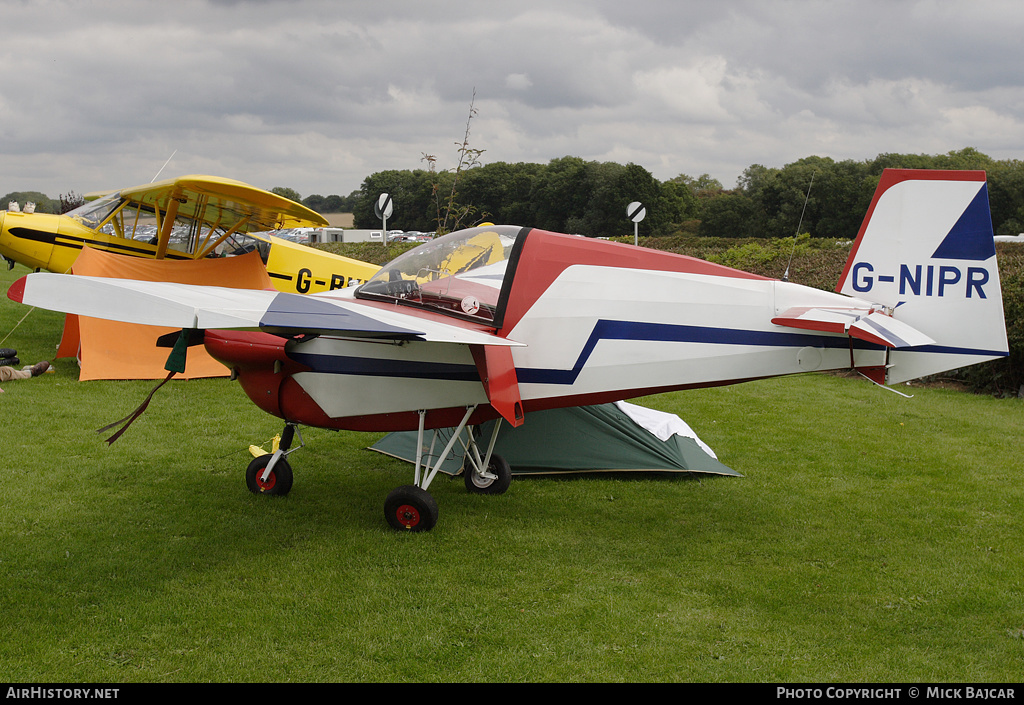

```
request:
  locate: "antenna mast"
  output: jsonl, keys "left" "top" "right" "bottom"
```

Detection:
{"left": 782, "top": 171, "right": 815, "bottom": 282}
{"left": 151, "top": 150, "right": 178, "bottom": 183}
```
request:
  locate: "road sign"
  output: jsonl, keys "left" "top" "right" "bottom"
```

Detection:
{"left": 375, "top": 193, "right": 394, "bottom": 247}
{"left": 627, "top": 201, "right": 646, "bottom": 223}
{"left": 374, "top": 193, "right": 394, "bottom": 220}
{"left": 628, "top": 201, "right": 646, "bottom": 245}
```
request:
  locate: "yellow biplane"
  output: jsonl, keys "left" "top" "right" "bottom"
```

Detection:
{"left": 0, "top": 175, "right": 379, "bottom": 293}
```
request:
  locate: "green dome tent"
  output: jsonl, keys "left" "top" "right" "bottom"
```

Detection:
{"left": 369, "top": 401, "right": 740, "bottom": 477}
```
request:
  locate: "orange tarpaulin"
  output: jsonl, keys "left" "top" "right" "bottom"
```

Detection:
{"left": 56, "top": 247, "right": 273, "bottom": 380}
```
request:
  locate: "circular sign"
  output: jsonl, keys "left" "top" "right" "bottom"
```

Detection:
{"left": 374, "top": 193, "right": 394, "bottom": 219}
{"left": 460, "top": 295, "right": 481, "bottom": 315}
{"left": 627, "top": 201, "right": 646, "bottom": 223}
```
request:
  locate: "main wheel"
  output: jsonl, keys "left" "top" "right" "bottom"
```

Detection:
{"left": 384, "top": 485, "right": 439, "bottom": 532}
{"left": 245, "top": 454, "right": 294, "bottom": 496}
{"left": 464, "top": 453, "right": 512, "bottom": 495}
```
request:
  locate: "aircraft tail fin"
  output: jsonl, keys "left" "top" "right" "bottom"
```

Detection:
{"left": 836, "top": 169, "right": 1009, "bottom": 384}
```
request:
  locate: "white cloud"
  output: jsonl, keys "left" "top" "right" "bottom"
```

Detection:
{"left": 505, "top": 73, "right": 532, "bottom": 91}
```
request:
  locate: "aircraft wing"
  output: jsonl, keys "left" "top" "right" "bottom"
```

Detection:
{"left": 86, "top": 175, "right": 328, "bottom": 234}
{"left": 8, "top": 273, "right": 523, "bottom": 347}
{"left": 772, "top": 306, "right": 936, "bottom": 349}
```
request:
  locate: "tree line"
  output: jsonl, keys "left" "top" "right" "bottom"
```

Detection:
{"left": 344, "top": 157, "right": 696, "bottom": 237}
{"left": 311, "top": 147, "right": 1024, "bottom": 239}
{"left": 10, "top": 147, "right": 1024, "bottom": 239}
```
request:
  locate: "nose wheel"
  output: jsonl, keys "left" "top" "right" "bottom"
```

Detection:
{"left": 245, "top": 453, "right": 293, "bottom": 495}
{"left": 245, "top": 423, "right": 301, "bottom": 496}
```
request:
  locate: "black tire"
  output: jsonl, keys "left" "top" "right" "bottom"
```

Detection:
{"left": 464, "top": 453, "right": 512, "bottom": 495}
{"left": 245, "top": 454, "right": 294, "bottom": 496}
{"left": 384, "top": 485, "right": 439, "bottom": 531}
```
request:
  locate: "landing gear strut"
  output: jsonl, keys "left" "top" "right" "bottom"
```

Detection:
{"left": 383, "top": 406, "right": 509, "bottom": 531}
{"left": 462, "top": 421, "right": 512, "bottom": 495}
{"left": 246, "top": 412, "right": 510, "bottom": 532}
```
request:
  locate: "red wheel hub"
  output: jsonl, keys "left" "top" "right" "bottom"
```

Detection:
{"left": 395, "top": 504, "right": 420, "bottom": 528}
{"left": 256, "top": 470, "right": 277, "bottom": 492}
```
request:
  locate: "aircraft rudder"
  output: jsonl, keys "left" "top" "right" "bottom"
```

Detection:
{"left": 837, "top": 169, "right": 989, "bottom": 293}
{"left": 836, "top": 169, "right": 1007, "bottom": 383}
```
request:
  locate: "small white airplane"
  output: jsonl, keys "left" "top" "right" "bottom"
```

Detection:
{"left": 8, "top": 169, "right": 1009, "bottom": 531}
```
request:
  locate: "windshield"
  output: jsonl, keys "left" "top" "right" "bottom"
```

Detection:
{"left": 66, "top": 192, "right": 124, "bottom": 229}
{"left": 356, "top": 225, "right": 524, "bottom": 324}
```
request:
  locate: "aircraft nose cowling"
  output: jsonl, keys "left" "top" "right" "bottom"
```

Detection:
{"left": 0, "top": 210, "right": 58, "bottom": 270}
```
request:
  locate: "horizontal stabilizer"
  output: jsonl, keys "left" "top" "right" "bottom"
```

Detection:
{"left": 772, "top": 306, "right": 935, "bottom": 349}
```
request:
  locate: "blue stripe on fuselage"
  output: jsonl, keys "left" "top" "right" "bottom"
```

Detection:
{"left": 287, "top": 351, "right": 481, "bottom": 381}
{"left": 516, "top": 320, "right": 863, "bottom": 385}
{"left": 285, "top": 319, "right": 1005, "bottom": 385}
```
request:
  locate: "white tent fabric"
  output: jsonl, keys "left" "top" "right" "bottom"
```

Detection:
{"left": 613, "top": 401, "right": 718, "bottom": 457}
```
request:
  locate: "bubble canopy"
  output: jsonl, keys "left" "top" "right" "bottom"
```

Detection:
{"left": 356, "top": 225, "right": 526, "bottom": 326}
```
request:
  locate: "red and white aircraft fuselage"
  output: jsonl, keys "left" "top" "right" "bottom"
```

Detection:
{"left": 9, "top": 170, "right": 1009, "bottom": 530}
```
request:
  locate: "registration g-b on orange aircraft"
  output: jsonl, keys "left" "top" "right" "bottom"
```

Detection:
{"left": 0, "top": 175, "right": 379, "bottom": 293}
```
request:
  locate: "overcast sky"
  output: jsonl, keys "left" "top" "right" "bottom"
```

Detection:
{"left": 3, "top": 0, "right": 1024, "bottom": 203}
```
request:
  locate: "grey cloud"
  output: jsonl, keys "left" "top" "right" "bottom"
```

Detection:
{"left": 2, "top": 0, "right": 1023, "bottom": 199}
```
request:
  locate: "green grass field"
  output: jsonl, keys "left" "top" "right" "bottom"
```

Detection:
{"left": 1, "top": 263, "right": 1022, "bottom": 683}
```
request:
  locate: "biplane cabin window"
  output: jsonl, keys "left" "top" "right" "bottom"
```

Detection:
{"left": 66, "top": 192, "right": 124, "bottom": 231}
{"left": 67, "top": 191, "right": 262, "bottom": 258}
{"left": 217, "top": 231, "right": 267, "bottom": 260}
{"left": 356, "top": 225, "right": 523, "bottom": 325}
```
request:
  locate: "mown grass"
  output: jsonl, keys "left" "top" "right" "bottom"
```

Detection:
{"left": 1, "top": 262, "right": 1023, "bottom": 683}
